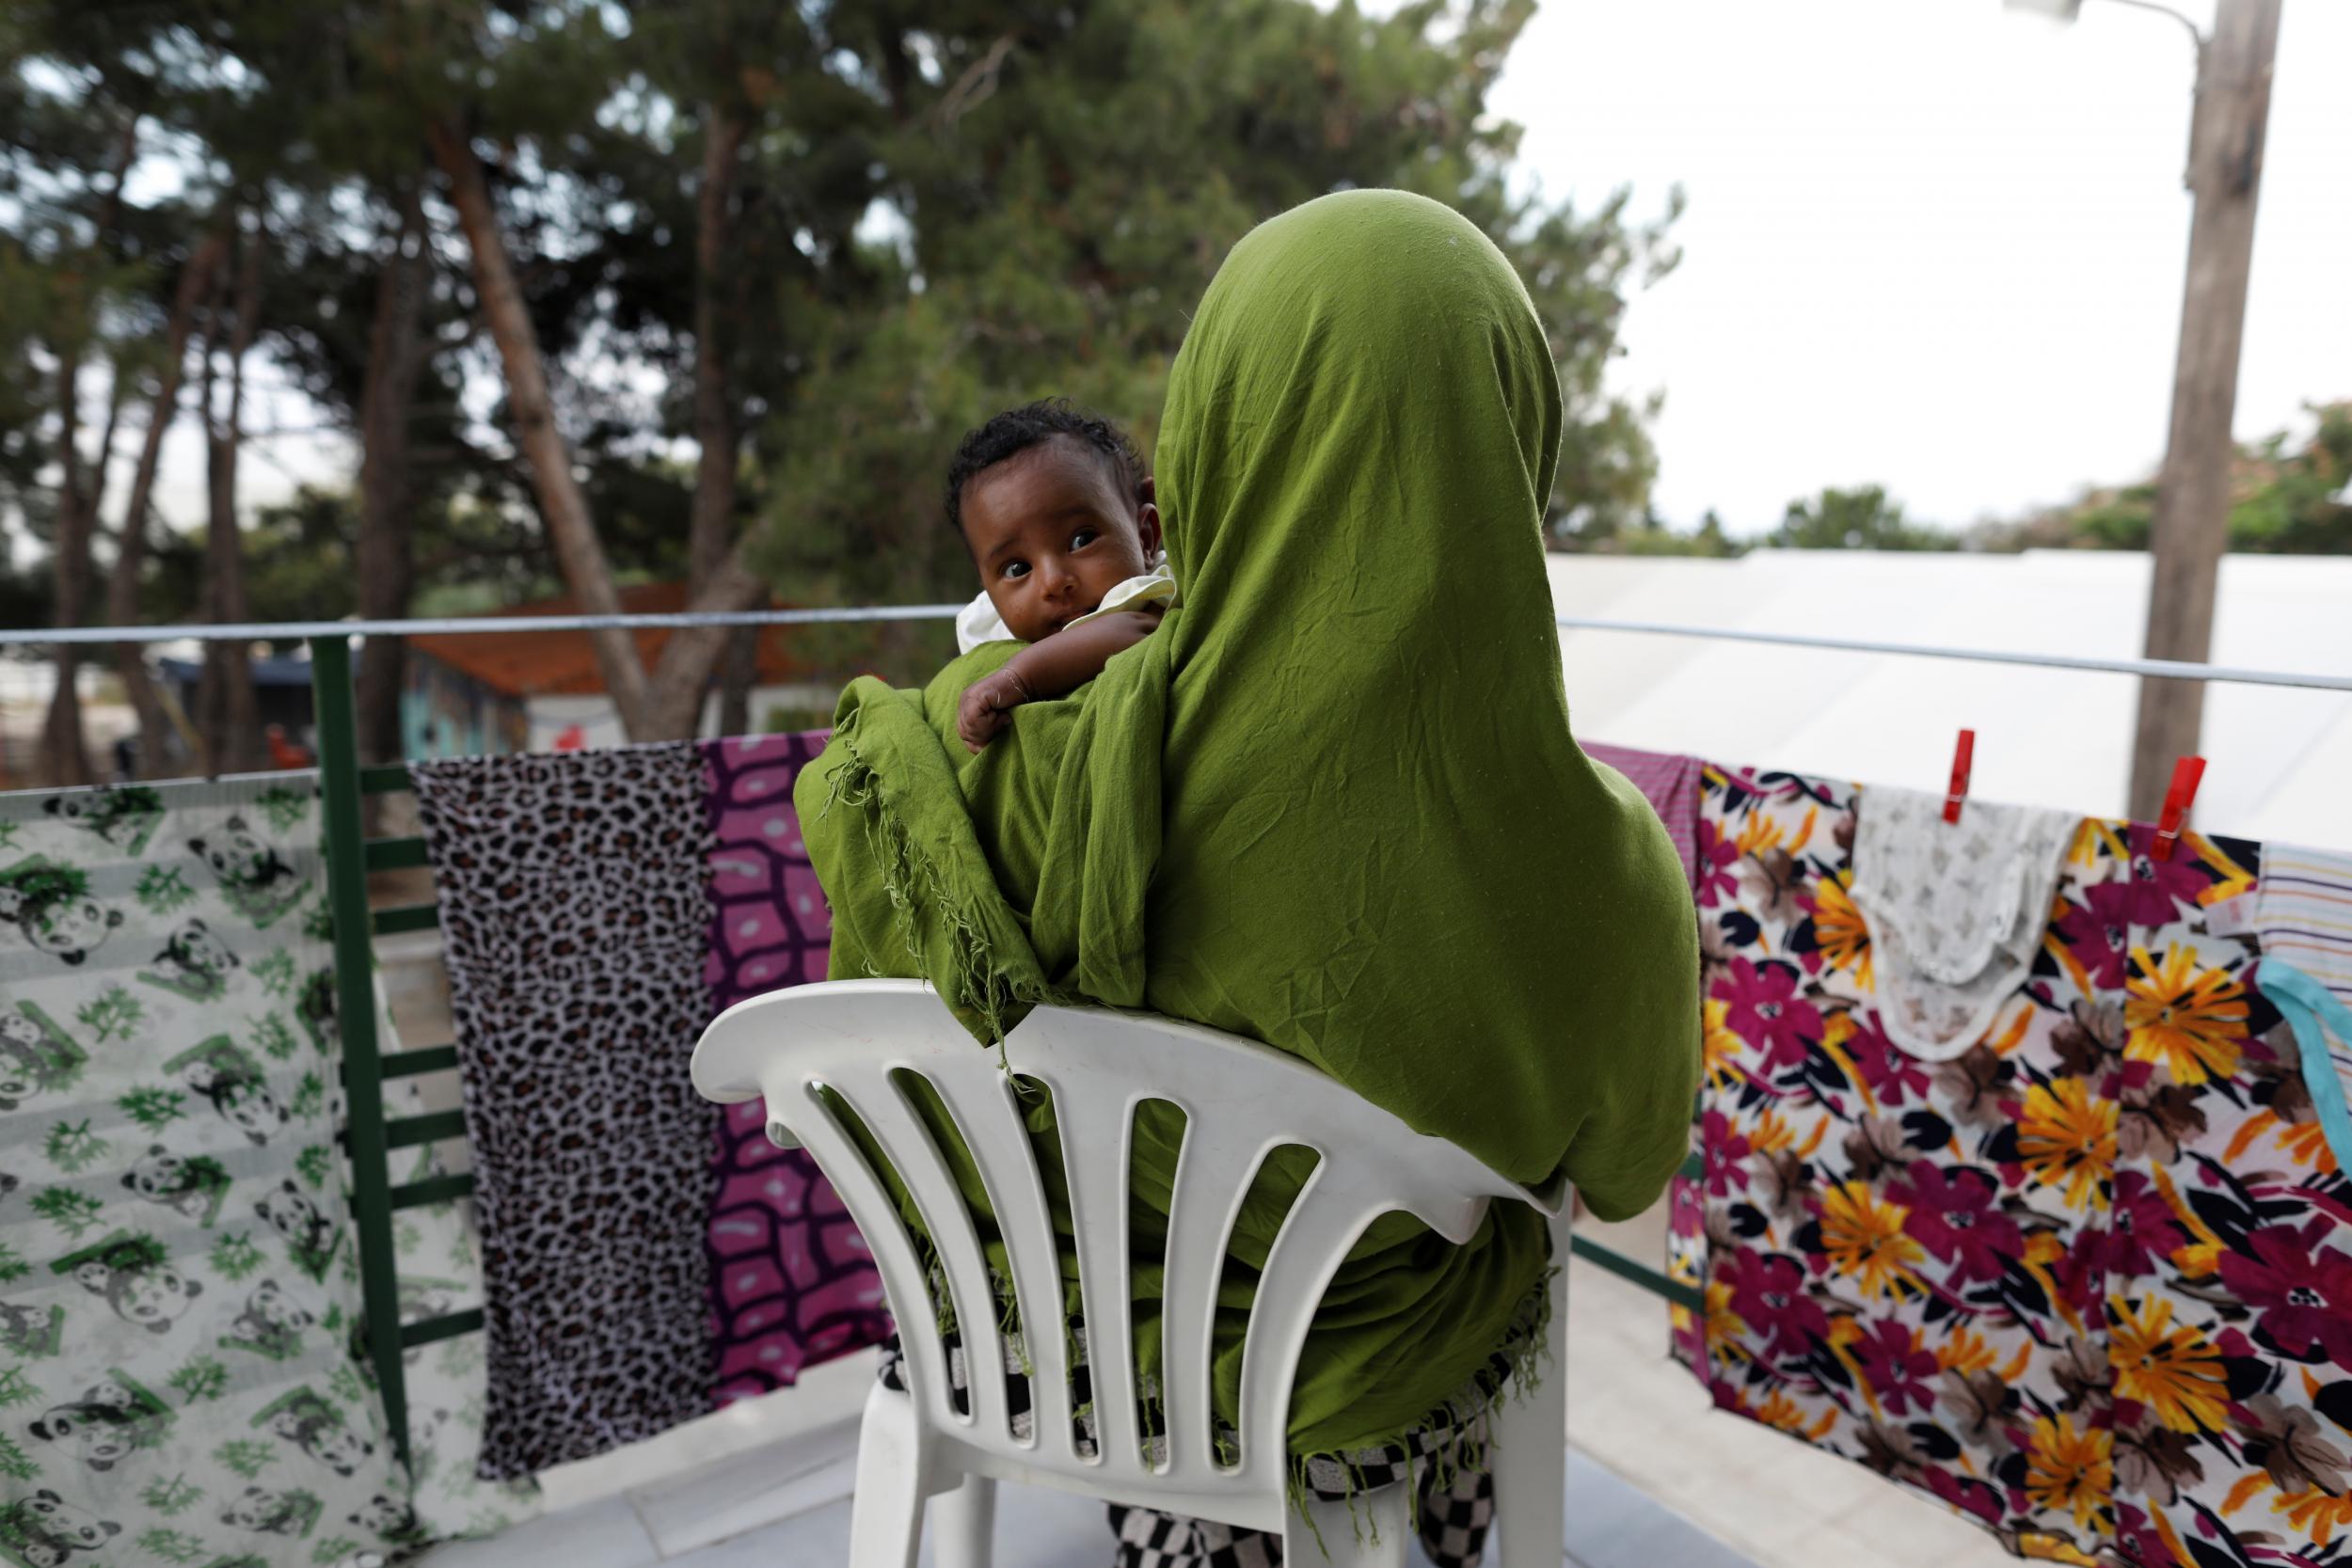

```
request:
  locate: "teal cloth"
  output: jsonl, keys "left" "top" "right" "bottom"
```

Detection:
{"left": 2259, "top": 960, "right": 2352, "bottom": 1171}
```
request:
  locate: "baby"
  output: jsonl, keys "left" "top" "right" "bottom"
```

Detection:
{"left": 947, "top": 401, "right": 1173, "bottom": 752}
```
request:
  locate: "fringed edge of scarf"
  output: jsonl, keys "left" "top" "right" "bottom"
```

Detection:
{"left": 1282, "top": 1264, "right": 1557, "bottom": 1552}
{"left": 818, "top": 705, "right": 1052, "bottom": 1069}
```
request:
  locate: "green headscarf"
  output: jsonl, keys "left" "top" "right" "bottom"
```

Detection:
{"left": 802, "top": 189, "right": 1700, "bottom": 1456}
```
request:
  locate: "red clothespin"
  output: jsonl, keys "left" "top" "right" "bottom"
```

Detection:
{"left": 2152, "top": 754, "right": 2207, "bottom": 862}
{"left": 1942, "top": 729, "right": 1976, "bottom": 825}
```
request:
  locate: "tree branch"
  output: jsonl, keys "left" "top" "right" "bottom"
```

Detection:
{"left": 428, "top": 116, "right": 652, "bottom": 735}
{"left": 689, "top": 103, "right": 747, "bottom": 595}
{"left": 111, "top": 228, "right": 228, "bottom": 775}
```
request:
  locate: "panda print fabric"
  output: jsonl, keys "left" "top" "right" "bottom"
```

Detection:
{"left": 0, "top": 778, "right": 490, "bottom": 1567}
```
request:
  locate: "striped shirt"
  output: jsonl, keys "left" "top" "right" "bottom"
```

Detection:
{"left": 2243, "top": 846, "right": 2352, "bottom": 1005}
{"left": 2216, "top": 844, "right": 2352, "bottom": 1084}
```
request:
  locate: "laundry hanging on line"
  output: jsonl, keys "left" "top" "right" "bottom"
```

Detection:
{"left": 408, "top": 736, "right": 894, "bottom": 1479}
{"left": 700, "top": 732, "right": 892, "bottom": 1406}
{"left": 1667, "top": 758, "right": 2352, "bottom": 1568}
{"left": 0, "top": 776, "right": 520, "bottom": 1568}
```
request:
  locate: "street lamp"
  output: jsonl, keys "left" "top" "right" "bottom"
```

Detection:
{"left": 2005, "top": 0, "right": 2283, "bottom": 824}
{"left": 2003, "top": 0, "right": 2207, "bottom": 49}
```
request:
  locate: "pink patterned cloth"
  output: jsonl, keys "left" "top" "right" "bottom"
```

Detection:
{"left": 1583, "top": 741, "right": 1701, "bottom": 891}
{"left": 701, "top": 732, "right": 891, "bottom": 1404}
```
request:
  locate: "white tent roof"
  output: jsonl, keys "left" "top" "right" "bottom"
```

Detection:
{"left": 1547, "top": 548, "right": 2352, "bottom": 854}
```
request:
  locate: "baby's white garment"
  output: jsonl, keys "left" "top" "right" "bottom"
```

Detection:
{"left": 1848, "top": 784, "right": 2080, "bottom": 1061}
{"left": 954, "top": 563, "right": 1176, "bottom": 655}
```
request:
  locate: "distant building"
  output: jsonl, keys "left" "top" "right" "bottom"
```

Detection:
{"left": 1545, "top": 548, "right": 2352, "bottom": 851}
{"left": 401, "top": 582, "right": 839, "bottom": 759}
{"left": 157, "top": 654, "right": 320, "bottom": 744}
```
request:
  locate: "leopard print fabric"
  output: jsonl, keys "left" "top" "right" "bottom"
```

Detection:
{"left": 411, "top": 746, "right": 721, "bottom": 1481}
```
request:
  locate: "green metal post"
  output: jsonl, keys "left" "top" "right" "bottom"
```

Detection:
{"left": 310, "top": 634, "right": 411, "bottom": 1467}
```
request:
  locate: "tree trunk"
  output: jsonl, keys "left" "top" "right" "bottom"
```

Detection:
{"left": 201, "top": 231, "right": 266, "bottom": 776}
{"left": 717, "top": 628, "right": 757, "bottom": 736}
{"left": 355, "top": 184, "right": 432, "bottom": 766}
{"left": 41, "top": 344, "right": 96, "bottom": 787}
{"left": 689, "top": 107, "right": 746, "bottom": 597}
{"left": 40, "top": 115, "right": 138, "bottom": 786}
{"left": 694, "top": 105, "right": 760, "bottom": 743}
{"left": 427, "top": 118, "right": 653, "bottom": 735}
{"left": 111, "top": 230, "right": 228, "bottom": 779}
{"left": 85, "top": 363, "right": 126, "bottom": 546}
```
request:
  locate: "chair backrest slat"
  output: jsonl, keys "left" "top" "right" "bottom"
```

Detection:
{"left": 787, "top": 1080, "right": 958, "bottom": 1430}
{"left": 1047, "top": 1070, "right": 1145, "bottom": 1478}
{"left": 841, "top": 1073, "right": 1012, "bottom": 1437}
{"left": 1232, "top": 1180, "right": 1375, "bottom": 1489}
{"left": 946, "top": 1070, "right": 1081, "bottom": 1465}
{"left": 691, "top": 981, "right": 1556, "bottom": 1499}
{"left": 1156, "top": 1133, "right": 1269, "bottom": 1481}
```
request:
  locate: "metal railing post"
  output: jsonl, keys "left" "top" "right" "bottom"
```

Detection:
{"left": 310, "top": 633, "right": 412, "bottom": 1466}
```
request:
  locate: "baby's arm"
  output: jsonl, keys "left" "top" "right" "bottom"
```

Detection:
{"left": 956, "top": 608, "right": 1163, "bottom": 752}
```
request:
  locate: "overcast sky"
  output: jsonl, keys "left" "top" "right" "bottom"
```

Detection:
{"left": 139, "top": 0, "right": 2350, "bottom": 546}
{"left": 1489, "top": 0, "right": 2351, "bottom": 533}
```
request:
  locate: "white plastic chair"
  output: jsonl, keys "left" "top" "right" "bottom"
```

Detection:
{"left": 691, "top": 979, "right": 1570, "bottom": 1567}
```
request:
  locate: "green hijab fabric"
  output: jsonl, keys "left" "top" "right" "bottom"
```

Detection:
{"left": 801, "top": 190, "right": 1700, "bottom": 1456}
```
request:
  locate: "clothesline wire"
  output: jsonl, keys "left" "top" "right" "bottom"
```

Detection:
{"left": 1547, "top": 615, "right": 2352, "bottom": 694}
{"left": 5, "top": 607, "right": 2350, "bottom": 694}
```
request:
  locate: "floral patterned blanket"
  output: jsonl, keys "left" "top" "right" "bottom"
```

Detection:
{"left": 1674, "top": 762, "right": 2352, "bottom": 1567}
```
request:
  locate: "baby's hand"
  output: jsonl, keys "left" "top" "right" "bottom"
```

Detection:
{"left": 957, "top": 666, "right": 1035, "bottom": 753}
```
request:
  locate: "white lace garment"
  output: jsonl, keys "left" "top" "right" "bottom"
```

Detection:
{"left": 1849, "top": 784, "right": 2082, "bottom": 1061}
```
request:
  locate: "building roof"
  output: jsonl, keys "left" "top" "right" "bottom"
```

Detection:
{"left": 406, "top": 581, "right": 815, "bottom": 700}
{"left": 1546, "top": 548, "right": 2352, "bottom": 854}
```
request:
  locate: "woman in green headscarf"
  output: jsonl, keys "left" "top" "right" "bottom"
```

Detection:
{"left": 803, "top": 189, "right": 1699, "bottom": 1552}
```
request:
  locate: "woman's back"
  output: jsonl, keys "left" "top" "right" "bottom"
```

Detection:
{"left": 800, "top": 189, "right": 1699, "bottom": 1461}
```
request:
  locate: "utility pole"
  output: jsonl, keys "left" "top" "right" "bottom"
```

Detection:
{"left": 2126, "top": 0, "right": 2283, "bottom": 822}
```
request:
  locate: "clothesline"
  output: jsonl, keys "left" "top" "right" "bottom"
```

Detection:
{"left": 6, "top": 608, "right": 2351, "bottom": 693}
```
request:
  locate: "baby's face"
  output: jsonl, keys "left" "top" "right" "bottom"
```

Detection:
{"left": 962, "top": 438, "right": 1159, "bottom": 644}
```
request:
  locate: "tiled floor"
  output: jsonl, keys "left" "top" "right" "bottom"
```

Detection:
{"left": 422, "top": 1429, "right": 1746, "bottom": 1568}
{"left": 384, "top": 933, "right": 2016, "bottom": 1568}
{"left": 411, "top": 1222, "right": 2026, "bottom": 1567}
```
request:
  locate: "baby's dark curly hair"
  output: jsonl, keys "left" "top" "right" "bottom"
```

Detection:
{"left": 944, "top": 399, "right": 1146, "bottom": 534}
